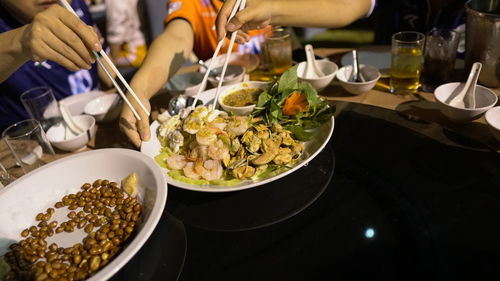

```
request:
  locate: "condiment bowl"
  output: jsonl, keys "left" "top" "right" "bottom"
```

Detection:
{"left": 46, "top": 115, "right": 96, "bottom": 151}
{"left": 297, "top": 60, "right": 339, "bottom": 91}
{"left": 336, "top": 64, "right": 381, "bottom": 95}
{"left": 165, "top": 71, "right": 206, "bottom": 97}
{"left": 218, "top": 81, "right": 269, "bottom": 115}
{"left": 434, "top": 82, "right": 498, "bottom": 123}
{"left": 83, "top": 93, "right": 121, "bottom": 123}
{"left": 485, "top": 106, "right": 500, "bottom": 142}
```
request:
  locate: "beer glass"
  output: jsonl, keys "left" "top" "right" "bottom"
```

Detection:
{"left": 260, "top": 27, "right": 292, "bottom": 75}
{"left": 20, "top": 86, "right": 62, "bottom": 132}
{"left": 390, "top": 31, "right": 425, "bottom": 95}
{"left": 421, "top": 29, "right": 459, "bottom": 92}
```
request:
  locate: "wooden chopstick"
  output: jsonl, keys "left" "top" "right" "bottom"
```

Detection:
{"left": 57, "top": 0, "right": 149, "bottom": 121}
{"left": 211, "top": 0, "right": 247, "bottom": 111}
{"left": 191, "top": 0, "right": 244, "bottom": 110}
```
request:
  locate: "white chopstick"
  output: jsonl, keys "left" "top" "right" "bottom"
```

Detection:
{"left": 211, "top": 0, "right": 246, "bottom": 111}
{"left": 191, "top": 0, "right": 244, "bottom": 110}
{"left": 57, "top": 0, "right": 149, "bottom": 121}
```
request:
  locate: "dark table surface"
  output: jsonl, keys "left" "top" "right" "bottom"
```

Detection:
{"left": 111, "top": 102, "right": 500, "bottom": 281}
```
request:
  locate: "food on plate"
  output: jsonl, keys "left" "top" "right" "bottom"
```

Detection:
{"left": 1, "top": 178, "right": 142, "bottom": 281}
{"left": 222, "top": 88, "right": 263, "bottom": 107}
{"left": 155, "top": 65, "right": 334, "bottom": 186}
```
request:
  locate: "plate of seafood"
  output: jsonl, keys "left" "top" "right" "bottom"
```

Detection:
{"left": 141, "top": 65, "right": 335, "bottom": 192}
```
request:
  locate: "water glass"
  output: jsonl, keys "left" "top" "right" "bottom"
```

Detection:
{"left": 421, "top": 29, "right": 459, "bottom": 92}
{"left": 20, "top": 86, "right": 62, "bottom": 132}
{"left": 260, "top": 27, "right": 292, "bottom": 75}
{"left": 2, "top": 119, "right": 56, "bottom": 174}
{"left": 390, "top": 31, "right": 425, "bottom": 95}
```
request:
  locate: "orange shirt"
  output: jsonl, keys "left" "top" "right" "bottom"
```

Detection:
{"left": 165, "top": 0, "right": 270, "bottom": 60}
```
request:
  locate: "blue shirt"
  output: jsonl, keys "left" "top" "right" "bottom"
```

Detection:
{"left": 0, "top": 0, "right": 100, "bottom": 132}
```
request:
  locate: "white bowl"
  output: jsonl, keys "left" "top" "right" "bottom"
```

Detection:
{"left": 0, "top": 148, "right": 167, "bottom": 281}
{"left": 206, "top": 65, "right": 245, "bottom": 87}
{"left": 434, "top": 82, "right": 498, "bottom": 123}
{"left": 218, "top": 81, "right": 269, "bottom": 115}
{"left": 297, "top": 60, "right": 339, "bottom": 91}
{"left": 336, "top": 64, "right": 381, "bottom": 95}
{"left": 485, "top": 106, "right": 500, "bottom": 142}
{"left": 46, "top": 115, "right": 97, "bottom": 151}
{"left": 84, "top": 93, "right": 121, "bottom": 122}
{"left": 165, "top": 71, "right": 206, "bottom": 97}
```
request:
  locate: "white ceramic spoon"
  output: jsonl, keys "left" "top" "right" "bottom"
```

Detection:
{"left": 59, "top": 102, "right": 84, "bottom": 135}
{"left": 448, "top": 62, "right": 482, "bottom": 108}
{"left": 304, "top": 44, "right": 324, "bottom": 78}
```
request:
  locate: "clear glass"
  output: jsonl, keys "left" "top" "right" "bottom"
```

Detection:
{"left": 260, "top": 27, "right": 292, "bottom": 75}
{"left": 421, "top": 29, "right": 460, "bottom": 92}
{"left": 20, "top": 86, "right": 62, "bottom": 132}
{"left": 390, "top": 31, "right": 425, "bottom": 95}
{"left": 2, "top": 119, "right": 56, "bottom": 174}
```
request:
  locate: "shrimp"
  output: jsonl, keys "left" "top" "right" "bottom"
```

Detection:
{"left": 196, "top": 126, "right": 220, "bottom": 145}
{"left": 208, "top": 139, "right": 229, "bottom": 160}
{"left": 165, "top": 154, "right": 187, "bottom": 170}
{"left": 182, "top": 162, "right": 201, "bottom": 180}
{"left": 188, "top": 145, "right": 208, "bottom": 161}
{"left": 225, "top": 116, "right": 249, "bottom": 136}
{"left": 200, "top": 159, "right": 223, "bottom": 181}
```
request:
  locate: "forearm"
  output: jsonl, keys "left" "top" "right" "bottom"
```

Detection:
{"left": 0, "top": 26, "right": 31, "bottom": 83}
{"left": 129, "top": 20, "right": 194, "bottom": 100}
{"left": 268, "top": 0, "right": 372, "bottom": 28}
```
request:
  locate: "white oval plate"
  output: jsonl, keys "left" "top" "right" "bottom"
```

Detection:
{"left": 0, "top": 148, "right": 167, "bottom": 281}
{"left": 141, "top": 88, "right": 335, "bottom": 193}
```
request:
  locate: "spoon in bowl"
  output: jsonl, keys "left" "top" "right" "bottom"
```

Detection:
{"left": 350, "top": 50, "right": 365, "bottom": 82}
{"left": 304, "top": 44, "right": 324, "bottom": 79}
{"left": 168, "top": 94, "right": 204, "bottom": 116}
{"left": 448, "top": 62, "right": 482, "bottom": 108}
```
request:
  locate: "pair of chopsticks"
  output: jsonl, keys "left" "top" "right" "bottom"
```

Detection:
{"left": 58, "top": 0, "right": 149, "bottom": 121}
{"left": 191, "top": 0, "right": 247, "bottom": 112}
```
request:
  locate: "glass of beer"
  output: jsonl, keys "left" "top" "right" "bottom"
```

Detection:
{"left": 390, "top": 31, "right": 425, "bottom": 95}
{"left": 260, "top": 27, "right": 292, "bottom": 75}
{"left": 421, "top": 28, "right": 460, "bottom": 92}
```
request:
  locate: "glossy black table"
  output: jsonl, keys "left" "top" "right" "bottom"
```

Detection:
{"left": 111, "top": 102, "right": 500, "bottom": 281}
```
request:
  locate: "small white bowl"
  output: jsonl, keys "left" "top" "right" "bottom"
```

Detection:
{"left": 46, "top": 115, "right": 96, "bottom": 151}
{"left": 297, "top": 60, "right": 339, "bottom": 91}
{"left": 434, "top": 82, "right": 498, "bottom": 123}
{"left": 218, "top": 81, "right": 269, "bottom": 115}
{"left": 84, "top": 93, "right": 121, "bottom": 122}
{"left": 336, "top": 64, "right": 381, "bottom": 95}
{"left": 485, "top": 106, "right": 500, "bottom": 142}
{"left": 165, "top": 71, "right": 206, "bottom": 97}
{"left": 206, "top": 65, "right": 245, "bottom": 87}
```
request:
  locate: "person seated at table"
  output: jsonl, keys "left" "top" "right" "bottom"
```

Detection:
{"left": 119, "top": 0, "right": 275, "bottom": 148}
{"left": 216, "top": 0, "right": 376, "bottom": 43}
{"left": 0, "top": 0, "right": 112, "bottom": 133}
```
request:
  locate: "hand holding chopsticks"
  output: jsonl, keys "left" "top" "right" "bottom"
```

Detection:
{"left": 191, "top": 0, "right": 247, "bottom": 112}
{"left": 57, "top": 0, "right": 149, "bottom": 121}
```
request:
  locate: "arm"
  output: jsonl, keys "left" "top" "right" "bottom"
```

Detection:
{"left": 119, "top": 19, "right": 194, "bottom": 148}
{"left": 0, "top": 5, "right": 101, "bottom": 83}
{"left": 216, "top": 0, "right": 374, "bottom": 41}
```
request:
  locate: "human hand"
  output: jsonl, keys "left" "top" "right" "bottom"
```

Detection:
{"left": 216, "top": 0, "right": 272, "bottom": 43}
{"left": 119, "top": 93, "right": 151, "bottom": 148}
{"left": 20, "top": 5, "right": 101, "bottom": 71}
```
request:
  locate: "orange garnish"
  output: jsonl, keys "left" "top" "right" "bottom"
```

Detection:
{"left": 282, "top": 91, "right": 308, "bottom": 116}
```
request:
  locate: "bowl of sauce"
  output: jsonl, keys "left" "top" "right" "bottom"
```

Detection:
{"left": 218, "top": 81, "right": 269, "bottom": 115}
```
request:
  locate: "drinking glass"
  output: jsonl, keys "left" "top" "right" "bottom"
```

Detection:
{"left": 421, "top": 29, "right": 459, "bottom": 92}
{"left": 20, "top": 86, "right": 62, "bottom": 132}
{"left": 390, "top": 31, "right": 425, "bottom": 95}
{"left": 260, "top": 27, "right": 292, "bottom": 75}
{"left": 2, "top": 119, "right": 56, "bottom": 174}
